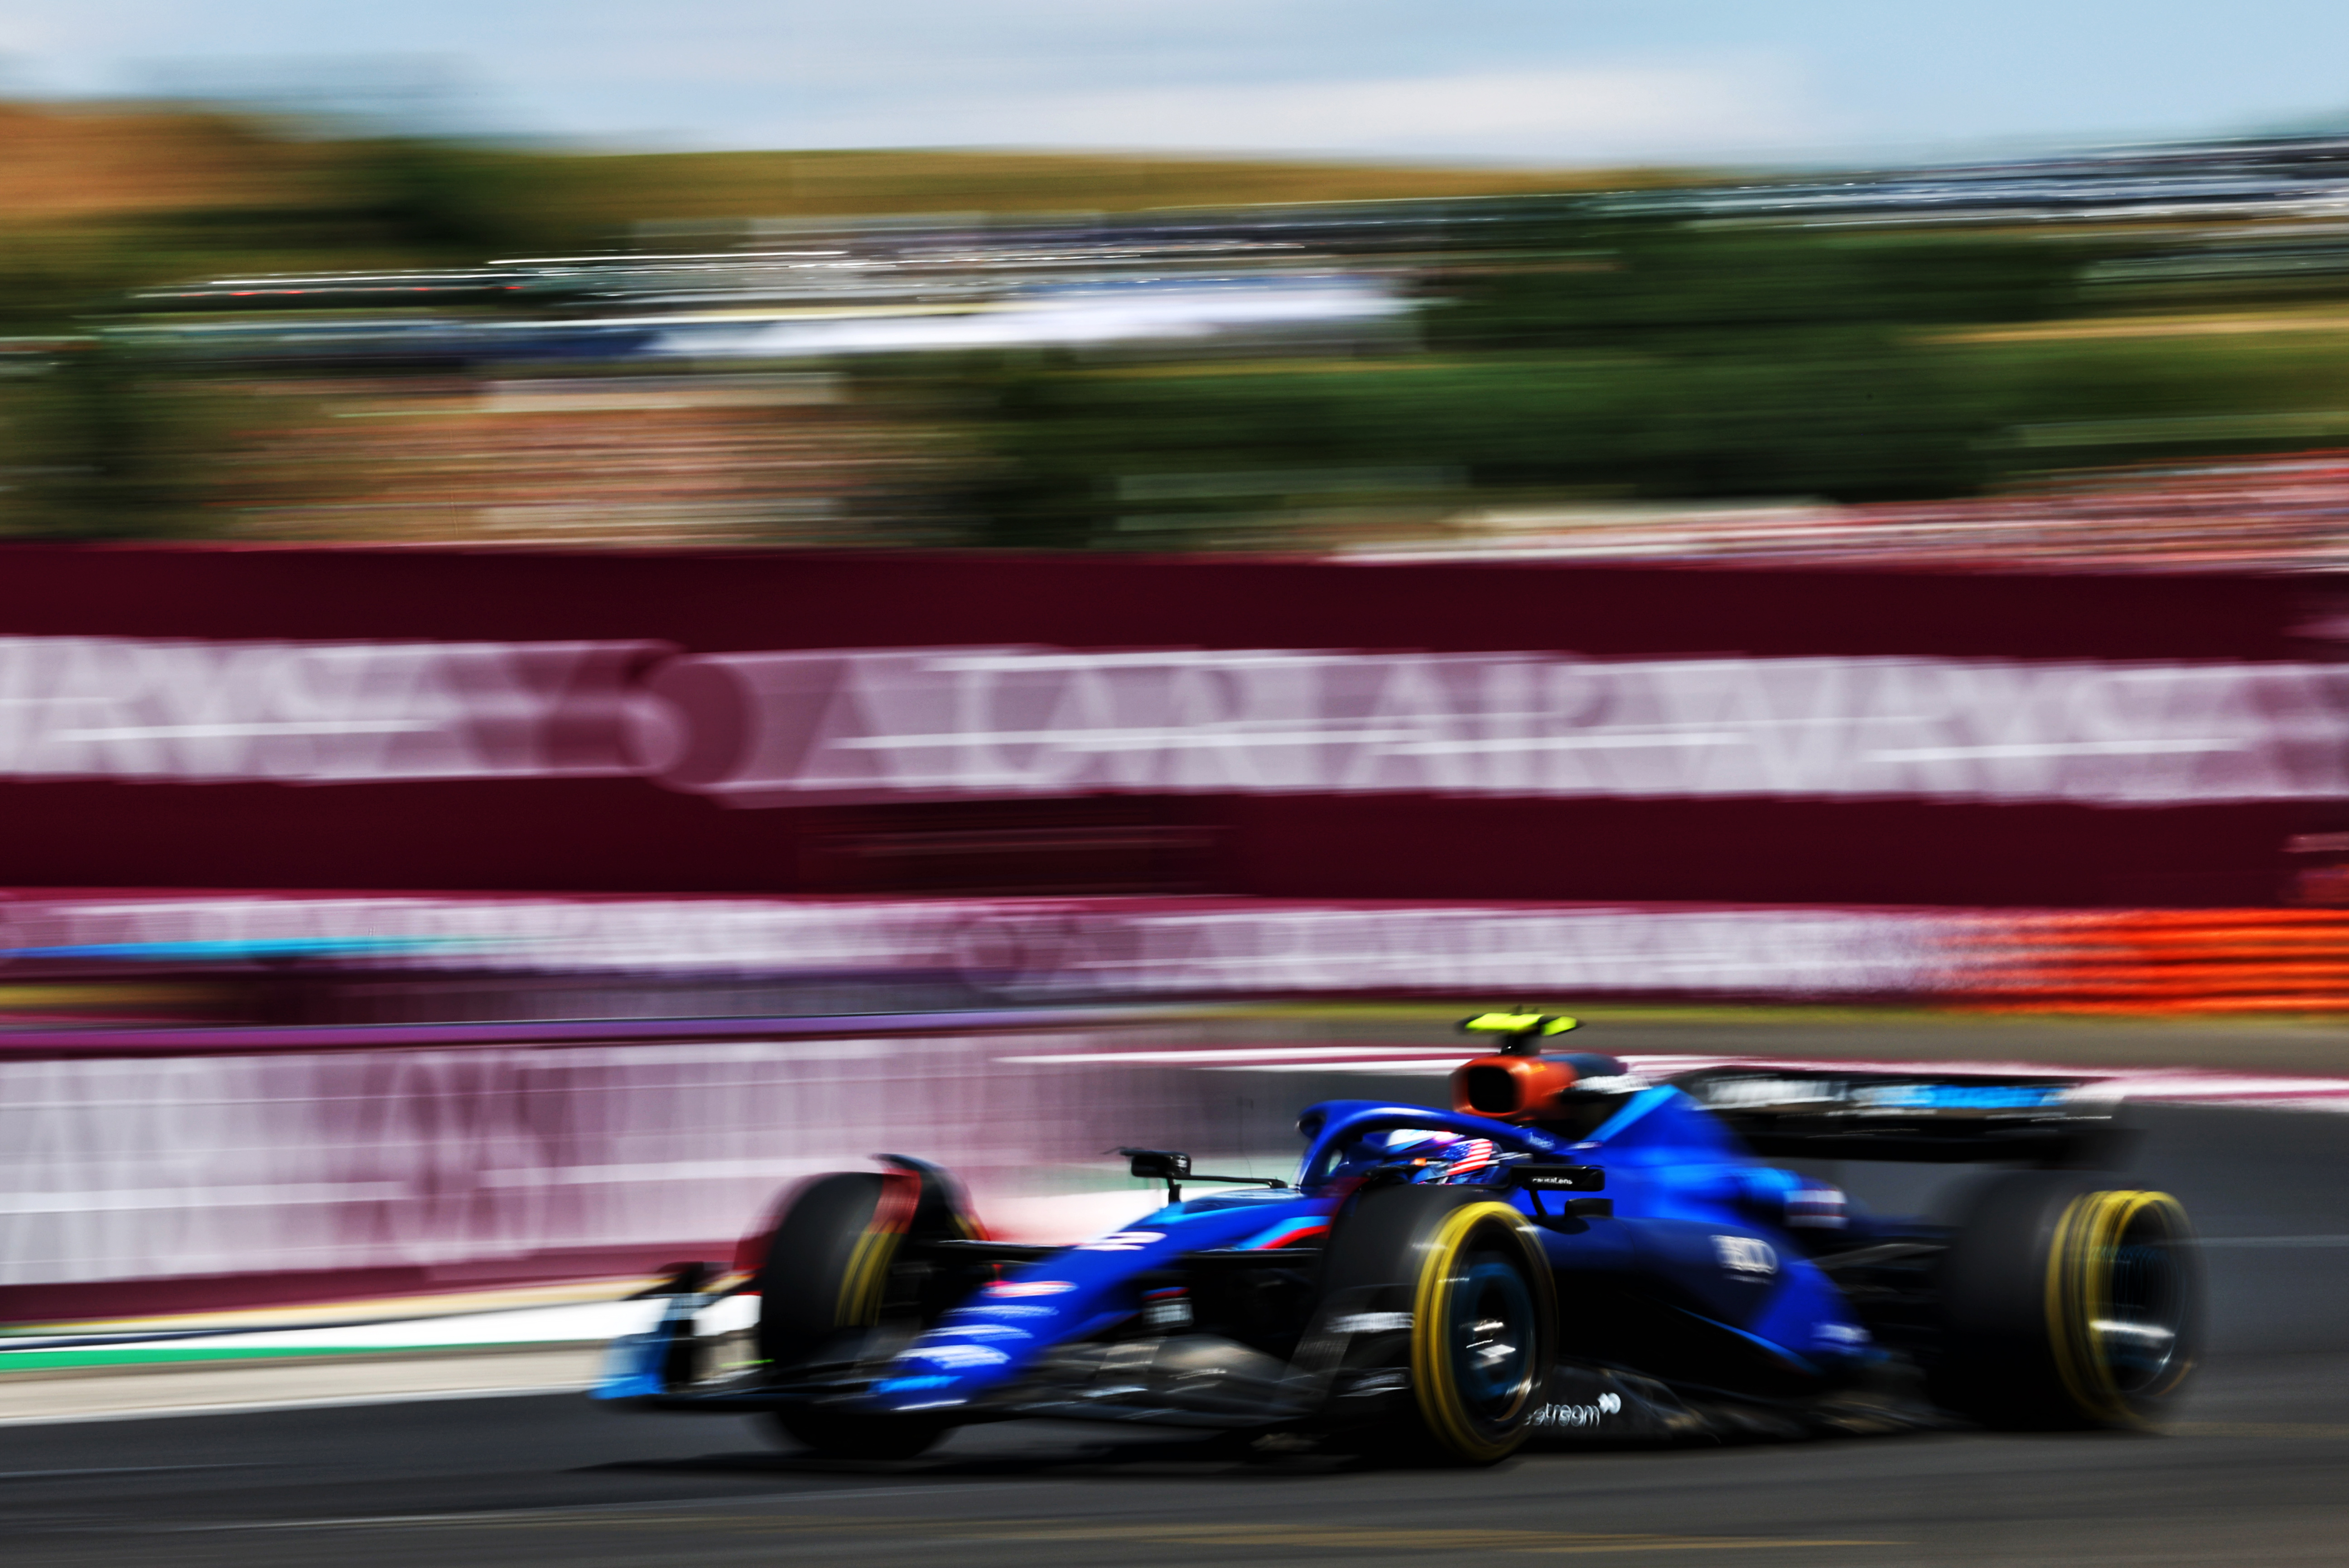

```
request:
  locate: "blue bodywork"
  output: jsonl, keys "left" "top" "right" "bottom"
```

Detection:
{"left": 600, "top": 1082, "right": 1888, "bottom": 1421}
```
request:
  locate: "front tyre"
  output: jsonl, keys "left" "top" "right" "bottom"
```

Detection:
{"left": 749, "top": 1165, "right": 980, "bottom": 1461}
{"left": 754, "top": 1172, "right": 909, "bottom": 1370}
{"left": 1934, "top": 1172, "right": 2200, "bottom": 1430}
{"left": 1320, "top": 1186, "right": 1556, "bottom": 1464}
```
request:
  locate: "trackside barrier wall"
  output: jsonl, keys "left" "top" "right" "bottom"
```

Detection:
{"left": 0, "top": 1028, "right": 1250, "bottom": 1321}
{"left": 0, "top": 547, "right": 2332, "bottom": 904}
{"left": 1, "top": 893, "right": 2346, "bottom": 1322}
{"left": 2, "top": 550, "right": 2345, "bottom": 1319}
{"left": 2, "top": 890, "right": 2342, "bottom": 1009}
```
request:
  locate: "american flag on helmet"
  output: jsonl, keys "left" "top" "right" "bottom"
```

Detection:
{"left": 1441, "top": 1138, "right": 1499, "bottom": 1180}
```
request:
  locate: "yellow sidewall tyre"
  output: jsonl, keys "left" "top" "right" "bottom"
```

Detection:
{"left": 2044, "top": 1189, "right": 2198, "bottom": 1428}
{"left": 1319, "top": 1184, "right": 1558, "bottom": 1465}
{"left": 1934, "top": 1171, "right": 2200, "bottom": 1430}
{"left": 1408, "top": 1200, "right": 1558, "bottom": 1463}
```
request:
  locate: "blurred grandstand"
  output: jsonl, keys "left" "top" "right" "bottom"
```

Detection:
{"left": 17, "top": 108, "right": 2349, "bottom": 556}
{"left": 1596, "top": 135, "right": 2349, "bottom": 226}
{"left": 1350, "top": 449, "right": 2349, "bottom": 573}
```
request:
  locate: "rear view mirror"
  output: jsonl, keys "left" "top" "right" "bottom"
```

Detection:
{"left": 1120, "top": 1148, "right": 1191, "bottom": 1181}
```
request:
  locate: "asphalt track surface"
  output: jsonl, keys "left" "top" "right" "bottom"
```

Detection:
{"left": 8, "top": 1069, "right": 2349, "bottom": 1565}
{"left": 4, "top": 1354, "right": 2347, "bottom": 1568}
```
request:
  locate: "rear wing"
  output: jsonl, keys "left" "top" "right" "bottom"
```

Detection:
{"left": 1670, "top": 1066, "right": 2127, "bottom": 1165}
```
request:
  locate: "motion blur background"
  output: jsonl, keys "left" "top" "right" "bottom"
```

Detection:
{"left": 8, "top": 29, "right": 2349, "bottom": 1379}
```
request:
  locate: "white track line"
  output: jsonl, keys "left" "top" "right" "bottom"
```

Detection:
{"left": 0, "top": 1381, "right": 594, "bottom": 1428}
{"left": 173, "top": 1480, "right": 1088, "bottom": 1531}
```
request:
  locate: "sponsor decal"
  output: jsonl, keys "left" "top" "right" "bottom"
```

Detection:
{"left": 1816, "top": 1322, "right": 1873, "bottom": 1346}
{"left": 1518, "top": 1167, "right": 1605, "bottom": 1191}
{"left": 874, "top": 1375, "right": 959, "bottom": 1393}
{"left": 1713, "top": 1235, "right": 1780, "bottom": 1277}
{"left": 926, "top": 1323, "right": 1031, "bottom": 1341}
{"left": 1076, "top": 1230, "right": 1166, "bottom": 1252}
{"left": 902, "top": 1343, "right": 1010, "bottom": 1368}
{"left": 1854, "top": 1083, "right": 2071, "bottom": 1110}
{"left": 1142, "top": 1288, "right": 1192, "bottom": 1330}
{"left": 10, "top": 636, "right": 2337, "bottom": 813}
{"left": 1535, "top": 1391, "right": 1625, "bottom": 1429}
{"left": 1240, "top": 1216, "right": 1330, "bottom": 1250}
{"left": 950, "top": 1303, "right": 1057, "bottom": 1319}
{"left": 652, "top": 645, "right": 2349, "bottom": 809}
{"left": 983, "top": 1279, "right": 1077, "bottom": 1298}
{"left": 1787, "top": 1186, "right": 1848, "bottom": 1229}
{"left": 1705, "top": 1077, "right": 2074, "bottom": 1113}
{"left": 1700, "top": 1077, "right": 1844, "bottom": 1108}
{"left": 1330, "top": 1311, "right": 1413, "bottom": 1336}
{"left": 0, "top": 637, "right": 665, "bottom": 785}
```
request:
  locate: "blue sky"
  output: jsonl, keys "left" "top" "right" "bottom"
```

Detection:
{"left": 7, "top": 0, "right": 2344, "bottom": 166}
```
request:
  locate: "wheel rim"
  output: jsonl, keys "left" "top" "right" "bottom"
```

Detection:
{"left": 1448, "top": 1251, "right": 1538, "bottom": 1423}
{"left": 2048, "top": 1189, "right": 2195, "bottom": 1419}
{"left": 2099, "top": 1205, "right": 2189, "bottom": 1395}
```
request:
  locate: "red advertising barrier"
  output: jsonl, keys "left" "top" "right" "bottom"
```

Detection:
{"left": 0, "top": 545, "right": 2335, "bottom": 905}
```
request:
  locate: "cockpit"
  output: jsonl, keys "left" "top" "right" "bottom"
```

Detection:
{"left": 1302, "top": 1124, "right": 1501, "bottom": 1190}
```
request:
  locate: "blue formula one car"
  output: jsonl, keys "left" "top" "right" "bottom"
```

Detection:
{"left": 598, "top": 1013, "right": 2200, "bottom": 1464}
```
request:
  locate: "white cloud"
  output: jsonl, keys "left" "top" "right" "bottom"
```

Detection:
{"left": 757, "top": 59, "right": 1828, "bottom": 165}
{"left": 36, "top": 0, "right": 2349, "bottom": 165}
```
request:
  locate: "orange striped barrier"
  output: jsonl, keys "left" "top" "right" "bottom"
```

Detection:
{"left": 1956, "top": 909, "right": 2349, "bottom": 1013}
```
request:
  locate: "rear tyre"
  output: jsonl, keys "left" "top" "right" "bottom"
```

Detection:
{"left": 1318, "top": 1185, "right": 1556, "bottom": 1464}
{"left": 1933, "top": 1171, "right": 2199, "bottom": 1430}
